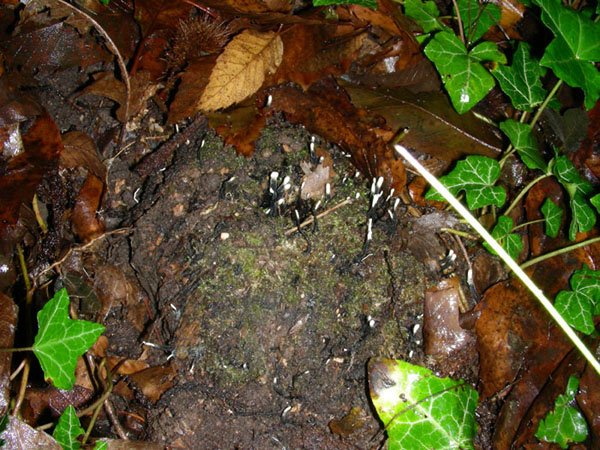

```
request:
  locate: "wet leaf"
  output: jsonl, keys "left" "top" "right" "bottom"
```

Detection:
{"left": 535, "top": 375, "right": 588, "bottom": 448}
{"left": 404, "top": 0, "right": 442, "bottom": 33}
{"left": 425, "top": 155, "right": 506, "bottom": 209}
{"left": 133, "top": 0, "right": 192, "bottom": 38}
{"left": 541, "top": 198, "right": 563, "bottom": 238}
{"left": 483, "top": 216, "right": 523, "bottom": 260}
{"left": 0, "top": 416, "right": 61, "bottom": 449}
{"left": 71, "top": 173, "right": 105, "bottom": 243}
{"left": 52, "top": 405, "right": 84, "bottom": 450}
{"left": 425, "top": 32, "right": 506, "bottom": 113}
{"left": 577, "top": 363, "right": 600, "bottom": 445}
{"left": 342, "top": 83, "right": 502, "bottom": 161}
{"left": 542, "top": 108, "right": 589, "bottom": 153}
{"left": 128, "top": 364, "right": 176, "bottom": 404}
{"left": 0, "top": 293, "right": 18, "bottom": 414}
{"left": 368, "top": 357, "right": 478, "bottom": 450}
{"left": 492, "top": 42, "right": 546, "bottom": 112}
{"left": 60, "top": 131, "right": 106, "bottom": 179}
{"left": 499, "top": 119, "right": 546, "bottom": 170}
{"left": 199, "top": 29, "right": 283, "bottom": 111}
{"left": 329, "top": 407, "right": 366, "bottom": 437}
{"left": 554, "top": 265, "right": 600, "bottom": 335}
{"left": 33, "top": 289, "right": 105, "bottom": 390}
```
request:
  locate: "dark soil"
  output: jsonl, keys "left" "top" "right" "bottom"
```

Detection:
{"left": 38, "top": 65, "right": 450, "bottom": 449}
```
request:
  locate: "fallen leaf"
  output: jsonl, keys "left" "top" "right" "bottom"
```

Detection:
{"left": 0, "top": 293, "right": 17, "bottom": 414}
{"left": 0, "top": 416, "right": 61, "bottom": 449}
{"left": 300, "top": 162, "right": 331, "bottom": 199}
{"left": 199, "top": 29, "right": 283, "bottom": 111}
{"left": 0, "top": 111, "right": 62, "bottom": 238}
{"left": 329, "top": 407, "right": 366, "bottom": 437}
{"left": 71, "top": 173, "right": 105, "bottom": 243}
{"left": 60, "top": 131, "right": 105, "bottom": 179}
{"left": 128, "top": 364, "right": 176, "bottom": 403}
{"left": 133, "top": 0, "right": 192, "bottom": 38}
{"left": 577, "top": 362, "right": 600, "bottom": 447}
{"left": 210, "top": 101, "right": 266, "bottom": 156}
{"left": 342, "top": 82, "right": 503, "bottom": 161}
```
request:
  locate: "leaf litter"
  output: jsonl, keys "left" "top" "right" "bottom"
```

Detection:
{"left": 0, "top": 0, "right": 599, "bottom": 448}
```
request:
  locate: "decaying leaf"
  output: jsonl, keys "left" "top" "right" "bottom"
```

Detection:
{"left": 0, "top": 416, "right": 61, "bottom": 449}
{"left": 60, "top": 131, "right": 105, "bottom": 179}
{"left": 71, "top": 173, "right": 105, "bottom": 243}
{"left": 128, "top": 364, "right": 176, "bottom": 404}
{"left": 199, "top": 29, "right": 283, "bottom": 111}
{"left": 0, "top": 293, "right": 17, "bottom": 414}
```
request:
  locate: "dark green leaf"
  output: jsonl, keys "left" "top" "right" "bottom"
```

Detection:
{"left": 492, "top": 42, "right": 546, "bottom": 111}
{"left": 33, "top": 289, "right": 105, "bottom": 390}
{"left": 483, "top": 216, "right": 523, "bottom": 259}
{"left": 369, "top": 358, "right": 478, "bottom": 450}
{"left": 568, "top": 194, "right": 596, "bottom": 241}
{"left": 52, "top": 406, "right": 84, "bottom": 450}
{"left": 425, "top": 32, "right": 505, "bottom": 113}
{"left": 553, "top": 155, "right": 593, "bottom": 196}
{"left": 404, "top": 0, "right": 442, "bottom": 33}
{"left": 499, "top": 119, "right": 547, "bottom": 170}
{"left": 590, "top": 193, "right": 600, "bottom": 214}
{"left": 541, "top": 198, "right": 563, "bottom": 238}
{"left": 313, "top": 0, "right": 377, "bottom": 8}
{"left": 455, "top": 0, "right": 501, "bottom": 45}
{"left": 426, "top": 155, "right": 506, "bottom": 209}
{"left": 543, "top": 108, "right": 590, "bottom": 153}
{"left": 535, "top": 375, "right": 588, "bottom": 448}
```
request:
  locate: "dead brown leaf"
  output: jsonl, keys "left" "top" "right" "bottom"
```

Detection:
{"left": 211, "top": 103, "right": 267, "bottom": 157}
{"left": 71, "top": 173, "right": 105, "bottom": 243}
{"left": 0, "top": 293, "right": 17, "bottom": 414}
{"left": 342, "top": 83, "right": 503, "bottom": 161}
{"left": 199, "top": 29, "right": 283, "bottom": 111}
{"left": 128, "top": 364, "right": 176, "bottom": 404}
{"left": 60, "top": 131, "right": 105, "bottom": 179}
{"left": 329, "top": 406, "right": 366, "bottom": 438}
{"left": 0, "top": 416, "right": 61, "bottom": 449}
{"left": 133, "top": 0, "right": 192, "bottom": 38}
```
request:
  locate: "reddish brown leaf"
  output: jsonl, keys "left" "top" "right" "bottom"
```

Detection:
{"left": 424, "top": 276, "right": 476, "bottom": 376}
{"left": 128, "top": 364, "right": 176, "bottom": 404}
{"left": 342, "top": 83, "right": 502, "bottom": 161}
{"left": 0, "top": 293, "right": 17, "bottom": 414}
{"left": 47, "top": 383, "right": 93, "bottom": 416}
{"left": 60, "top": 131, "right": 105, "bottom": 179}
{"left": 211, "top": 104, "right": 267, "bottom": 157}
{"left": 0, "top": 74, "right": 44, "bottom": 127}
{"left": 192, "top": 0, "right": 291, "bottom": 14}
{"left": 329, "top": 407, "right": 366, "bottom": 438}
{"left": 72, "top": 173, "right": 105, "bottom": 243}
{"left": 108, "top": 357, "right": 149, "bottom": 376}
{"left": 269, "top": 78, "right": 406, "bottom": 193}
{"left": 0, "top": 111, "right": 62, "bottom": 238}
{"left": 577, "top": 363, "right": 600, "bottom": 447}
{"left": 133, "top": 0, "right": 192, "bottom": 38}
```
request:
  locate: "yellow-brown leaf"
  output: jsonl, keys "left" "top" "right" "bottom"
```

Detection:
{"left": 199, "top": 29, "right": 283, "bottom": 111}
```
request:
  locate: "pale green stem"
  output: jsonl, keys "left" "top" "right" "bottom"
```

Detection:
{"left": 530, "top": 80, "right": 563, "bottom": 129}
{"left": 512, "top": 218, "right": 545, "bottom": 231}
{"left": 504, "top": 173, "right": 552, "bottom": 216}
{"left": 521, "top": 236, "right": 600, "bottom": 270}
{"left": 395, "top": 144, "right": 600, "bottom": 377}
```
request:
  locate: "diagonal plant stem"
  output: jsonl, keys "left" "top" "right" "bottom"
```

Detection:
{"left": 395, "top": 144, "right": 600, "bottom": 377}
{"left": 521, "top": 236, "right": 600, "bottom": 270}
{"left": 504, "top": 173, "right": 552, "bottom": 216}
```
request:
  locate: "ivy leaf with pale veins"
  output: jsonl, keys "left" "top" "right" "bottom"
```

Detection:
{"left": 541, "top": 198, "right": 563, "bottom": 238}
{"left": 369, "top": 358, "right": 478, "bottom": 450}
{"left": 33, "top": 289, "right": 105, "bottom": 390}
{"left": 499, "top": 119, "right": 546, "bottom": 171}
{"left": 425, "top": 32, "right": 506, "bottom": 114}
{"left": 483, "top": 216, "right": 523, "bottom": 260}
{"left": 199, "top": 29, "right": 283, "bottom": 111}
{"left": 404, "top": 0, "right": 442, "bottom": 33}
{"left": 455, "top": 0, "right": 501, "bottom": 45}
{"left": 492, "top": 42, "right": 546, "bottom": 111}
{"left": 426, "top": 155, "right": 506, "bottom": 209}
{"left": 533, "top": 0, "right": 600, "bottom": 109}
{"left": 536, "top": 375, "right": 588, "bottom": 448}
{"left": 52, "top": 406, "right": 84, "bottom": 450}
{"left": 555, "top": 265, "right": 600, "bottom": 334}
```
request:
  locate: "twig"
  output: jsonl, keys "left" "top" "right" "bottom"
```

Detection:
{"left": 285, "top": 198, "right": 353, "bottom": 236}
{"left": 11, "top": 357, "right": 30, "bottom": 417}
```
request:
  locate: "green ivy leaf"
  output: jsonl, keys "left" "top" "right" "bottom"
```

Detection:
{"left": 553, "top": 156, "right": 593, "bottom": 196}
{"left": 532, "top": 0, "right": 600, "bottom": 109}
{"left": 568, "top": 194, "right": 596, "bottom": 241}
{"left": 52, "top": 406, "right": 84, "bottom": 450}
{"left": 426, "top": 155, "right": 506, "bottom": 209}
{"left": 33, "top": 289, "right": 105, "bottom": 390}
{"left": 492, "top": 42, "right": 547, "bottom": 111}
{"left": 541, "top": 198, "right": 563, "bottom": 238}
{"left": 535, "top": 375, "right": 588, "bottom": 448}
{"left": 368, "top": 358, "right": 478, "bottom": 450}
{"left": 404, "top": 0, "right": 442, "bottom": 33}
{"left": 94, "top": 441, "right": 108, "bottom": 450}
{"left": 0, "top": 414, "right": 7, "bottom": 447}
{"left": 590, "top": 193, "right": 600, "bottom": 214}
{"left": 455, "top": 0, "right": 501, "bottom": 45}
{"left": 555, "top": 265, "right": 600, "bottom": 334}
{"left": 499, "top": 119, "right": 547, "bottom": 170}
{"left": 425, "top": 32, "right": 506, "bottom": 113}
{"left": 483, "top": 216, "right": 523, "bottom": 260}
{"left": 312, "top": 0, "right": 377, "bottom": 8}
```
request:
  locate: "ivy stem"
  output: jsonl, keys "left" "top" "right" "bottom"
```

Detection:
{"left": 440, "top": 227, "right": 480, "bottom": 240}
{"left": 521, "top": 236, "right": 600, "bottom": 270}
{"left": 12, "top": 357, "right": 30, "bottom": 418}
{"left": 504, "top": 173, "right": 552, "bottom": 216}
{"left": 451, "top": 0, "right": 466, "bottom": 45}
{"left": 530, "top": 79, "right": 563, "bottom": 129}
{"left": 512, "top": 218, "right": 545, "bottom": 231}
{"left": 0, "top": 347, "right": 33, "bottom": 352}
